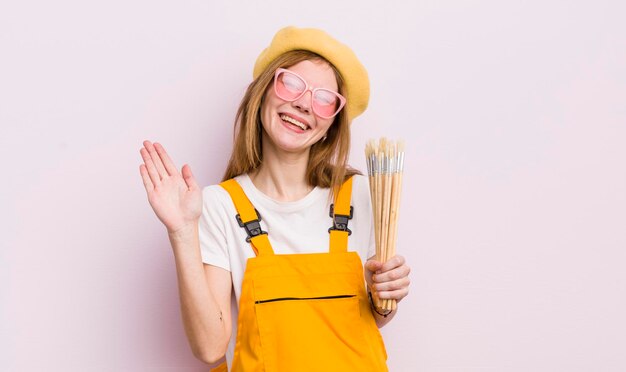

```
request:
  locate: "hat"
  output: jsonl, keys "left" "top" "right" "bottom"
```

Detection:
{"left": 253, "top": 26, "right": 370, "bottom": 121}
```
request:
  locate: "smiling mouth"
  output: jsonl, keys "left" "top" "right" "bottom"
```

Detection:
{"left": 280, "top": 114, "right": 310, "bottom": 131}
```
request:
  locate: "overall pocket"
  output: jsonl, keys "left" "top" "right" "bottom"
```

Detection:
{"left": 255, "top": 294, "right": 371, "bottom": 372}
{"left": 251, "top": 268, "right": 376, "bottom": 371}
{"left": 255, "top": 294, "right": 355, "bottom": 304}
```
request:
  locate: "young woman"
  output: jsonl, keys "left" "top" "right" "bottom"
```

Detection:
{"left": 139, "top": 26, "right": 411, "bottom": 371}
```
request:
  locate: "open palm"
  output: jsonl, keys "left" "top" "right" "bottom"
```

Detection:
{"left": 139, "top": 140, "right": 202, "bottom": 234}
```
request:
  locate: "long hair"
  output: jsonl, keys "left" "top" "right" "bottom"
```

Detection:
{"left": 222, "top": 50, "right": 360, "bottom": 192}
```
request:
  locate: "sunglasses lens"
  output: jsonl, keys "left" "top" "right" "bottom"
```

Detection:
{"left": 275, "top": 71, "right": 305, "bottom": 100}
{"left": 313, "top": 90, "right": 342, "bottom": 118}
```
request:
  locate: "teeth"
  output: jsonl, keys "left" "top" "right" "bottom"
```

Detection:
{"left": 280, "top": 114, "right": 308, "bottom": 130}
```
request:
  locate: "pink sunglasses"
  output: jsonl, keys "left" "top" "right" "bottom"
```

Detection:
{"left": 273, "top": 68, "right": 346, "bottom": 119}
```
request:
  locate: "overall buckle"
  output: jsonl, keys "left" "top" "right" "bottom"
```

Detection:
{"left": 236, "top": 209, "right": 268, "bottom": 243}
{"left": 328, "top": 204, "right": 353, "bottom": 235}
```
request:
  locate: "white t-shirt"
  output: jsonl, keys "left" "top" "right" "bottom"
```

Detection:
{"left": 198, "top": 173, "right": 375, "bottom": 368}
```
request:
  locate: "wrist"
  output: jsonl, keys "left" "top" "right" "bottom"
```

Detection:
{"left": 368, "top": 290, "right": 393, "bottom": 318}
{"left": 167, "top": 222, "right": 199, "bottom": 242}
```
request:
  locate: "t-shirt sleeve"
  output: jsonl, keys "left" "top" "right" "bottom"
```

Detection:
{"left": 353, "top": 175, "right": 377, "bottom": 261}
{"left": 198, "top": 185, "right": 231, "bottom": 272}
{"left": 363, "top": 180, "right": 376, "bottom": 261}
{"left": 367, "top": 213, "right": 376, "bottom": 260}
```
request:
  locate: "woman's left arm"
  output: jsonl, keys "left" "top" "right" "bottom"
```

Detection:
{"left": 364, "top": 255, "right": 411, "bottom": 328}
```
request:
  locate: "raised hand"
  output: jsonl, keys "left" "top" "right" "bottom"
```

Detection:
{"left": 139, "top": 140, "right": 202, "bottom": 234}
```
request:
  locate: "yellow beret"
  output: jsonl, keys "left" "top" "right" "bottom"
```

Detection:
{"left": 253, "top": 26, "right": 370, "bottom": 121}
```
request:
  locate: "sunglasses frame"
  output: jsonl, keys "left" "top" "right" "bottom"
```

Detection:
{"left": 273, "top": 68, "right": 346, "bottom": 119}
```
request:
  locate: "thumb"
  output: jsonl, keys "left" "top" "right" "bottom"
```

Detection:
{"left": 365, "top": 260, "right": 382, "bottom": 273}
{"left": 181, "top": 164, "right": 200, "bottom": 190}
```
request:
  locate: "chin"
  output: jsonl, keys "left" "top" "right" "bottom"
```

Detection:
{"left": 277, "top": 141, "right": 311, "bottom": 154}
{"left": 270, "top": 135, "right": 311, "bottom": 153}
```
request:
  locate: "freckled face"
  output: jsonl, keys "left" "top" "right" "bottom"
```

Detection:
{"left": 260, "top": 59, "right": 338, "bottom": 154}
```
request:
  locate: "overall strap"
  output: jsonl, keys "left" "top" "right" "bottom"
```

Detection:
{"left": 220, "top": 179, "right": 274, "bottom": 257}
{"left": 329, "top": 176, "right": 354, "bottom": 253}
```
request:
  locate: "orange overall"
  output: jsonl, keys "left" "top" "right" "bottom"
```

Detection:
{"left": 216, "top": 177, "right": 388, "bottom": 371}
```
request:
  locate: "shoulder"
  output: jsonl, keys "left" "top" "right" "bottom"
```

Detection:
{"left": 349, "top": 174, "right": 371, "bottom": 207}
{"left": 350, "top": 173, "right": 368, "bottom": 189}
{"left": 201, "top": 182, "right": 237, "bottom": 219}
{"left": 202, "top": 183, "right": 230, "bottom": 205}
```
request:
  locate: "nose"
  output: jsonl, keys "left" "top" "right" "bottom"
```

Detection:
{"left": 292, "top": 89, "right": 312, "bottom": 114}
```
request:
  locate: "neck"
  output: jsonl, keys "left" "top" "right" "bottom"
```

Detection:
{"left": 249, "top": 135, "right": 313, "bottom": 202}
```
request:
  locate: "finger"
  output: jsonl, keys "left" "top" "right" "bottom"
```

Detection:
{"left": 380, "top": 255, "right": 406, "bottom": 272}
{"left": 154, "top": 142, "right": 179, "bottom": 177}
{"left": 181, "top": 164, "right": 200, "bottom": 191}
{"left": 139, "top": 164, "right": 154, "bottom": 192}
{"left": 143, "top": 140, "right": 168, "bottom": 179}
{"left": 377, "top": 287, "right": 409, "bottom": 301}
{"left": 140, "top": 147, "right": 161, "bottom": 186}
{"left": 373, "top": 276, "right": 410, "bottom": 292}
{"left": 364, "top": 259, "right": 382, "bottom": 273}
{"left": 372, "top": 264, "right": 410, "bottom": 283}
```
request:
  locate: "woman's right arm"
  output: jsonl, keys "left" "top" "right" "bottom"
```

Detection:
{"left": 139, "top": 140, "right": 231, "bottom": 364}
{"left": 169, "top": 225, "right": 232, "bottom": 364}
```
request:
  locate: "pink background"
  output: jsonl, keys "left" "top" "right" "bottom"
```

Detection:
{"left": 2, "top": 1, "right": 625, "bottom": 371}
